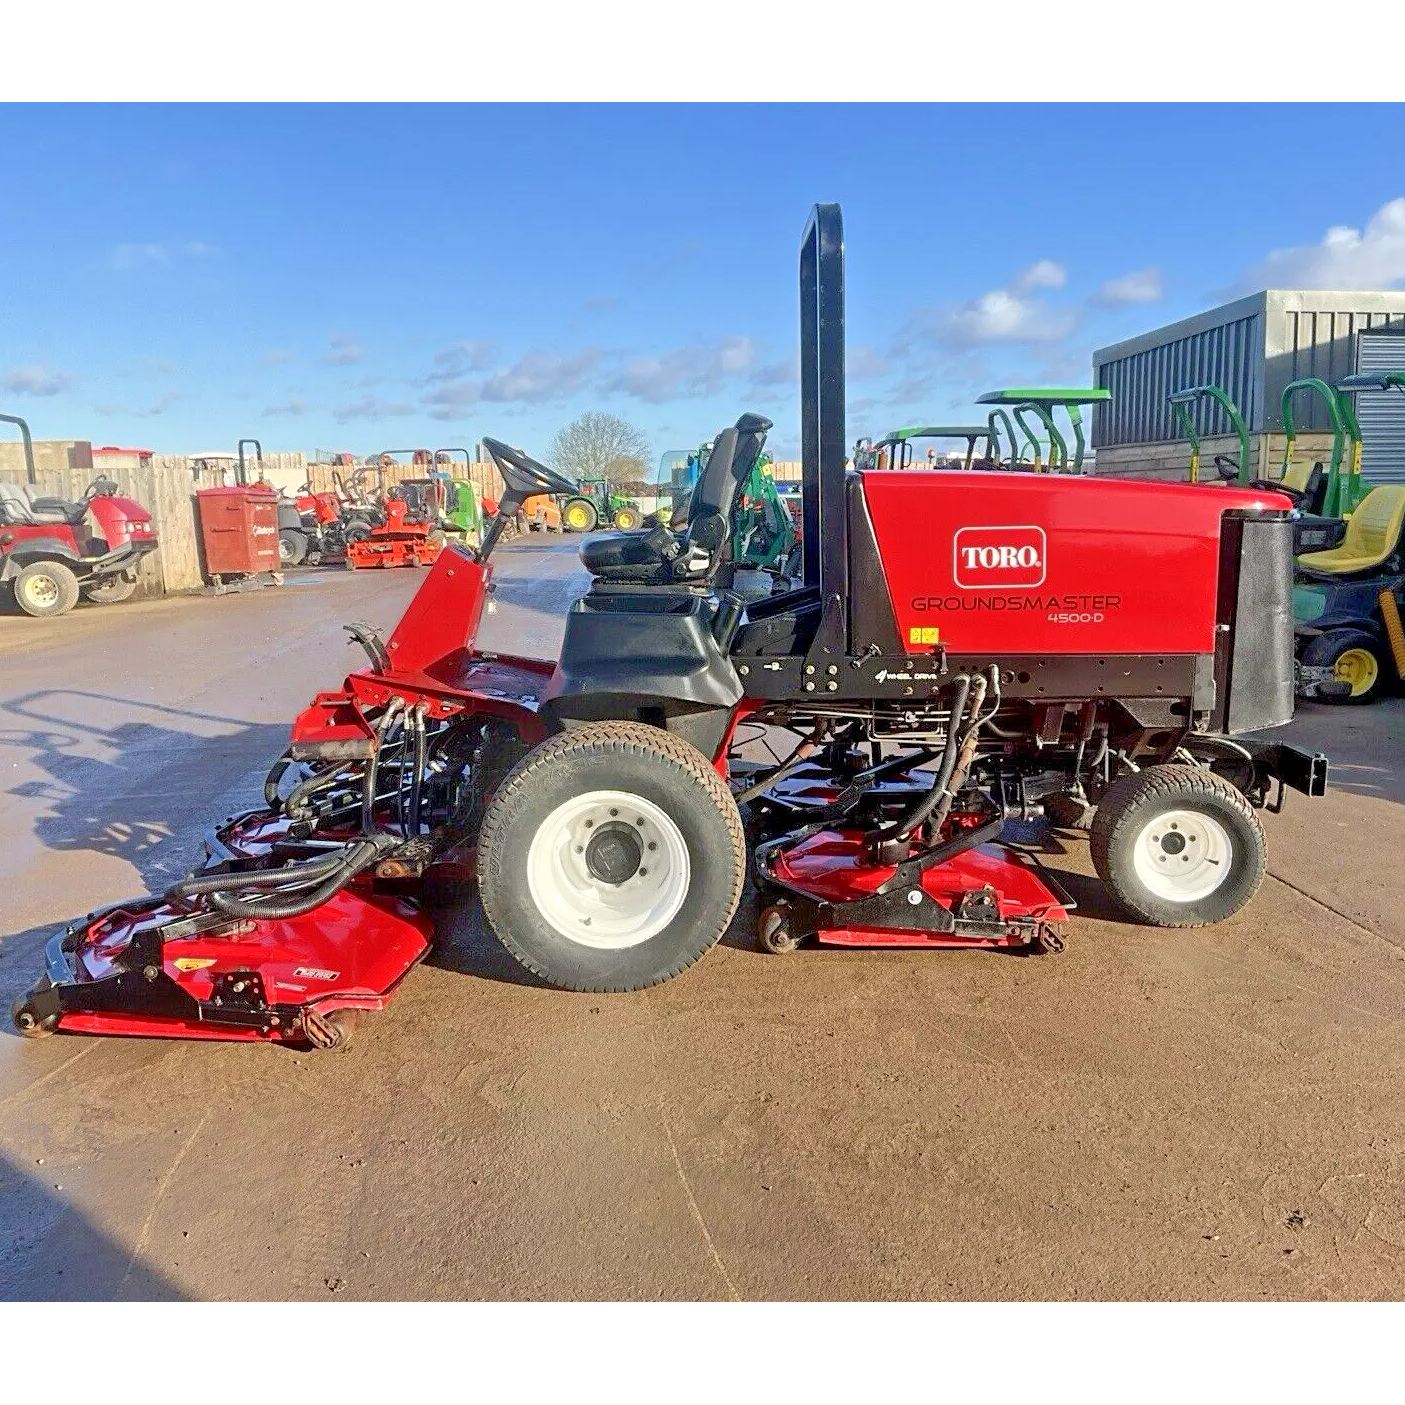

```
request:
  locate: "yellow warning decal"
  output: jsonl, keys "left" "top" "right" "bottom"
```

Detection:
{"left": 907, "top": 626, "right": 940, "bottom": 645}
{"left": 173, "top": 957, "right": 217, "bottom": 972}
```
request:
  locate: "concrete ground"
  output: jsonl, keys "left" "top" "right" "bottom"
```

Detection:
{"left": 1, "top": 536, "right": 1403, "bottom": 1301}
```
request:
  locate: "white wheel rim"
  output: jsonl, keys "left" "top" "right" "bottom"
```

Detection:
{"left": 23, "top": 575, "right": 58, "bottom": 608}
{"left": 526, "top": 789, "right": 690, "bottom": 949}
{"left": 1132, "top": 808, "right": 1233, "bottom": 903}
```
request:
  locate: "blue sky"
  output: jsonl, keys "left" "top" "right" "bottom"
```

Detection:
{"left": 3, "top": 103, "right": 1405, "bottom": 463}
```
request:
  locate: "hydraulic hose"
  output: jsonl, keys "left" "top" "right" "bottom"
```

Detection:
{"left": 263, "top": 753, "right": 297, "bottom": 812}
{"left": 362, "top": 697, "right": 404, "bottom": 834}
{"left": 207, "top": 838, "right": 392, "bottom": 920}
{"left": 881, "top": 673, "right": 971, "bottom": 844}
{"left": 407, "top": 703, "right": 428, "bottom": 836}
{"left": 166, "top": 849, "right": 348, "bottom": 902}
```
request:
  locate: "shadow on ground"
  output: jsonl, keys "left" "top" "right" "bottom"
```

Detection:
{"left": 0, "top": 1150, "right": 187, "bottom": 1300}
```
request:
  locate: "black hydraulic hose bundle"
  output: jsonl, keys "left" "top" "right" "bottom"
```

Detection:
{"left": 878, "top": 665, "right": 1000, "bottom": 853}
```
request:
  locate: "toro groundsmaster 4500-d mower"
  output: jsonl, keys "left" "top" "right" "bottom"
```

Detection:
{"left": 13, "top": 205, "right": 1328, "bottom": 1047}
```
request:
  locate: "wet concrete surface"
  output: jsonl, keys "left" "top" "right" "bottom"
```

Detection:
{"left": 1, "top": 536, "right": 1404, "bottom": 1300}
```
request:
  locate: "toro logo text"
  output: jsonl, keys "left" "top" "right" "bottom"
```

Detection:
{"left": 952, "top": 525, "right": 1046, "bottom": 589}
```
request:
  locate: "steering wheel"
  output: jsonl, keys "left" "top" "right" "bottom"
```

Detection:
{"left": 1213, "top": 454, "right": 1241, "bottom": 482}
{"left": 482, "top": 437, "right": 578, "bottom": 500}
{"left": 83, "top": 475, "right": 118, "bottom": 500}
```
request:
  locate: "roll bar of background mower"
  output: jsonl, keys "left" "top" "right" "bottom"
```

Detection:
{"left": 977, "top": 389, "right": 1110, "bottom": 472}
{"left": 1281, "top": 377, "right": 1354, "bottom": 518}
{"left": 1168, "top": 384, "right": 1250, "bottom": 484}
{"left": 236, "top": 438, "right": 263, "bottom": 488}
{"left": 799, "top": 202, "right": 848, "bottom": 661}
{"left": 0, "top": 412, "right": 37, "bottom": 486}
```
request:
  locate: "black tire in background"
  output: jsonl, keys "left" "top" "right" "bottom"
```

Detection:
{"left": 612, "top": 506, "right": 641, "bottom": 531}
{"left": 1090, "top": 764, "right": 1266, "bottom": 928}
{"left": 13, "top": 560, "right": 81, "bottom": 618}
{"left": 1302, "top": 627, "right": 1390, "bottom": 705}
{"left": 477, "top": 721, "right": 746, "bottom": 992}
{"left": 279, "top": 529, "right": 308, "bottom": 566}
{"left": 83, "top": 574, "right": 138, "bottom": 605}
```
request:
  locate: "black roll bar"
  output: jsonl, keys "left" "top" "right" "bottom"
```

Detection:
{"left": 799, "top": 202, "right": 847, "bottom": 658}
{"left": 237, "top": 438, "right": 263, "bottom": 488}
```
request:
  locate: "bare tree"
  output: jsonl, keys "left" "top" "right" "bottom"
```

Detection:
{"left": 548, "top": 412, "right": 650, "bottom": 486}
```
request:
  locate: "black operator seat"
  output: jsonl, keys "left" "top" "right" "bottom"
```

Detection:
{"left": 580, "top": 412, "right": 773, "bottom": 586}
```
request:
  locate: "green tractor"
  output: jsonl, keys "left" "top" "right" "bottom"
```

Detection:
{"left": 562, "top": 477, "right": 642, "bottom": 533}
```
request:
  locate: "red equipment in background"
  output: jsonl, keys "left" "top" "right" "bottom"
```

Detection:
{"left": 0, "top": 412, "right": 159, "bottom": 617}
{"left": 194, "top": 438, "right": 282, "bottom": 588}
{"left": 342, "top": 457, "right": 445, "bottom": 570}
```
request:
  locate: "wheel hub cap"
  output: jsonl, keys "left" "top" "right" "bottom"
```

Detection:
{"left": 526, "top": 789, "right": 690, "bottom": 949}
{"left": 25, "top": 576, "right": 58, "bottom": 607}
{"left": 1132, "top": 808, "right": 1233, "bottom": 903}
{"left": 585, "top": 822, "right": 643, "bottom": 885}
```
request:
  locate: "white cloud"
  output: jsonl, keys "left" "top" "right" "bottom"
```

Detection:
{"left": 110, "top": 241, "right": 220, "bottom": 271}
{"left": 262, "top": 397, "right": 308, "bottom": 417}
{"left": 426, "top": 340, "right": 495, "bottom": 382}
{"left": 1015, "top": 259, "right": 1067, "bottom": 292}
{"left": 609, "top": 336, "right": 758, "bottom": 403}
{"left": 846, "top": 345, "right": 890, "bottom": 381}
{"left": 946, "top": 288, "right": 1077, "bottom": 346}
{"left": 1093, "top": 267, "right": 1163, "bottom": 306}
{"left": 1243, "top": 197, "right": 1405, "bottom": 290}
{"left": 111, "top": 242, "right": 171, "bottom": 271}
{"left": 4, "top": 364, "right": 72, "bottom": 396}
{"left": 333, "top": 395, "right": 413, "bottom": 424}
{"left": 482, "top": 349, "right": 602, "bottom": 403}
{"left": 263, "top": 349, "right": 295, "bottom": 365}
{"left": 322, "top": 332, "right": 365, "bottom": 367}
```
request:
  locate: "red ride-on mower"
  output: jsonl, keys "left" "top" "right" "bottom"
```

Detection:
{"left": 0, "top": 413, "right": 158, "bottom": 617}
{"left": 13, "top": 205, "right": 1328, "bottom": 1047}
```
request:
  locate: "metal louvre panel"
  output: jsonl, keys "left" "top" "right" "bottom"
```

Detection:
{"left": 1094, "top": 313, "right": 1260, "bottom": 447}
{"left": 1355, "top": 329, "right": 1405, "bottom": 484}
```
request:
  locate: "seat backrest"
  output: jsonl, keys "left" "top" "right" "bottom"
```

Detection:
{"left": 1342, "top": 485, "right": 1405, "bottom": 562}
{"left": 0, "top": 480, "right": 35, "bottom": 525}
{"left": 687, "top": 413, "right": 774, "bottom": 532}
{"left": 1282, "top": 459, "right": 1316, "bottom": 494}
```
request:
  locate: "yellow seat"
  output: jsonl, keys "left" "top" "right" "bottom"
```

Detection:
{"left": 1298, "top": 484, "right": 1405, "bottom": 575}
{"left": 1281, "top": 459, "right": 1316, "bottom": 494}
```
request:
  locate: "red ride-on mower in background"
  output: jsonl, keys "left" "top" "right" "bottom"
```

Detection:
{"left": 13, "top": 205, "right": 1328, "bottom": 1047}
{"left": 0, "top": 413, "right": 159, "bottom": 617}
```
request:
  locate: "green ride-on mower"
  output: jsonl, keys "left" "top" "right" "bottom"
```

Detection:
{"left": 976, "top": 389, "right": 1111, "bottom": 472}
{"left": 854, "top": 426, "right": 995, "bottom": 472}
{"left": 1292, "top": 373, "right": 1405, "bottom": 705}
{"left": 562, "top": 478, "right": 643, "bottom": 534}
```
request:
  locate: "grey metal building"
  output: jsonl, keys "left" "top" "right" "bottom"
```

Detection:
{"left": 1092, "top": 290, "right": 1405, "bottom": 483}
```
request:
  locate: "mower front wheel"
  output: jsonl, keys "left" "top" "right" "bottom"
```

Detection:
{"left": 477, "top": 722, "right": 746, "bottom": 992}
{"left": 1090, "top": 764, "right": 1265, "bottom": 928}
{"left": 13, "top": 560, "right": 81, "bottom": 618}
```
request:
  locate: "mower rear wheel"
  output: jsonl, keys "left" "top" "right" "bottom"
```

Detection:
{"left": 1090, "top": 764, "right": 1265, "bottom": 928}
{"left": 83, "top": 573, "right": 138, "bottom": 605}
{"left": 477, "top": 722, "right": 746, "bottom": 991}
{"left": 13, "top": 560, "right": 80, "bottom": 618}
{"left": 1302, "top": 628, "right": 1389, "bottom": 705}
